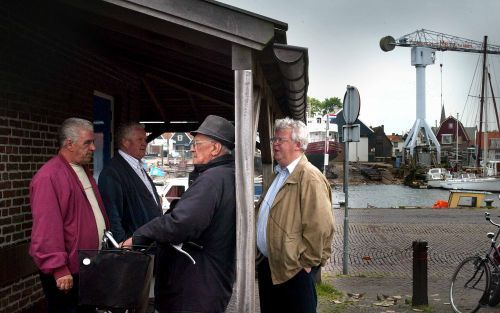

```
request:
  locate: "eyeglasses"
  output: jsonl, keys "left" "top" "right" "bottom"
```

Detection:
{"left": 270, "top": 137, "right": 291, "bottom": 144}
{"left": 191, "top": 140, "right": 215, "bottom": 147}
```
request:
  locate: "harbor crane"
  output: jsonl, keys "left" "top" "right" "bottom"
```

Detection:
{"left": 380, "top": 29, "right": 500, "bottom": 164}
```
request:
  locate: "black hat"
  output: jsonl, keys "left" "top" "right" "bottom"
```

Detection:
{"left": 191, "top": 115, "right": 235, "bottom": 149}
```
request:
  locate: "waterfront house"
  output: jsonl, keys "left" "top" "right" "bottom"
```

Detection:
{"left": 371, "top": 125, "right": 394, "bottom": 162}
{"left": 335, "top": 109, "right": 372, "bottom": 162}
{"left": 434, "top": 115, "right": 472, "bottom": 167}
{"left": 387, "top": 133, "right": 404, "bottom": 157}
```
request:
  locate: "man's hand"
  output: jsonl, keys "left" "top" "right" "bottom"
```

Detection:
{"left": 121, "top": 237, "right": 133, "bottom": 248}
{"left": 56, "top": 274, "right": 73, "bottom": 291}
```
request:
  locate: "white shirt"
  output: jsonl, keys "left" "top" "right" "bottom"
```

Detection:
{"left": 118, "top": 150, "right": 157, "bottom": 204}
{"left": 70, "top": 163, "right": 106, "bottom": 249}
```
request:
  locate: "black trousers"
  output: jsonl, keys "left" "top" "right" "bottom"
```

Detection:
{"left": 257, "top": 258, "right": 318, "bottom": 313}
{"left": 39, "top": 272, "right": 96, "bottom": 313}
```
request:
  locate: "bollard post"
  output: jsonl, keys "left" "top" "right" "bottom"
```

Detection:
{"left": 412, "top": 241, "right": 428, "bottom": 306}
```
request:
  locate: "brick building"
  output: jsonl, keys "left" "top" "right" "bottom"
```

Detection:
{"left": 0, "top": 1, "right": 310, "bottom": 312}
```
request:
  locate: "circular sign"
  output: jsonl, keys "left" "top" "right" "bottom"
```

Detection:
{"left": 343, "top": 85, "right": 360, "bottom": 124}
{"left": 82, "top": 258, "right": 91, "bottom": 266}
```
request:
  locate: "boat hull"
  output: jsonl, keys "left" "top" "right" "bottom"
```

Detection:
{"left": 439, "top": 177, "right": 500, "bottom": 192}
{"left": 305, "top": 141, "right": 342, "bottom": 171}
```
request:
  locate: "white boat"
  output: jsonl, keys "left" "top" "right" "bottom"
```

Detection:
{"left": 155, "top": 177, "right": 189, "bottom": 213}
{"left": 155, "top": 176, "right": 264, "bottom": 213}
{"left": 439, "top": 173, "right": 500, "bottom": 192}
{"left": 426, "top": 168, "right": 452, "bottom": 188}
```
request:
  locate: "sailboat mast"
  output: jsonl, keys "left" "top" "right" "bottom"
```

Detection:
{"left": 487, "top": 72, "right": 500, "bottom": 130}
{"left": 476, "top": 36, "right": 488, "bottom": 167}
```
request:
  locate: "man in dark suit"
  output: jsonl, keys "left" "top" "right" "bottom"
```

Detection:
{"left": 122, "top": 115, "right": 236, "bottom": 313}
{"left": 98, "top": 122, "right": 162, "bottom": 243}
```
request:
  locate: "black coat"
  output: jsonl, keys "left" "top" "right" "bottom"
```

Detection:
{"left": 134, "top": 154, "right": 236, "bottom": 313}
{"left": 98, "top": 154, "right": 162, "bottom": 242}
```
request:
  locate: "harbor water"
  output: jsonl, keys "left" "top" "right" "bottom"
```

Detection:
{"left": 333, "top": 184, "right": 500, "bottom": 208}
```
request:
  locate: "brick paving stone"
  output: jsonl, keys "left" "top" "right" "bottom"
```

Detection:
{"left": 225, "top": 208, "right": 500, "bottom": 312}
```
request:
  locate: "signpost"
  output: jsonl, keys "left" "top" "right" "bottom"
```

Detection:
{"left": 323, "top": 114, "right": 329, "bottom": 175}
{"left": 342, "top": 85, "right": 360, "bottom": 275}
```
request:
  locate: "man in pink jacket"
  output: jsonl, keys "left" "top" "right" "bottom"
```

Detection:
{"left": 29, "top": 117, "right": 109, "bottom": 313}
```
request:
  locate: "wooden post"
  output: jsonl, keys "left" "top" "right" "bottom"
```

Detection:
{"left": 412, "top": 241, "right": 428, "bottom": 306}
{"left": 233, "top": 44, "right": 255, "bottom": 313}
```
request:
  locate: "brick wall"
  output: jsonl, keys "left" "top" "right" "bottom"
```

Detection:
{"left": 0, "top": 3, "right": 142, "bottom": 312}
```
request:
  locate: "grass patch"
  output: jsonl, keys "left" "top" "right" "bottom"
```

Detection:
{"left": 316, "top": 282, "right": 343, "bottom": 300}
{"left": 316, "top": 278, "right": 348, "bottom": 313}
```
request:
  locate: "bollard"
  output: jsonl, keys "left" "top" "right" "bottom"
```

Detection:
{"left": 412, "top": 241, "right": 428, "bottom": 306}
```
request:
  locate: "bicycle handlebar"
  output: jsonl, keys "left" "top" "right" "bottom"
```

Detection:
{"left": 485, "top": 212, "right": 500, "bottom": 228}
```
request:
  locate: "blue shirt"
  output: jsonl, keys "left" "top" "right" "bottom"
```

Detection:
{"left": 256, "top": 156, "right": 301, "bottom": 257}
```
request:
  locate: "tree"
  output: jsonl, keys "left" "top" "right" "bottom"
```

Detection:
{"left": 322, "top": 97, "right": 342, "bottom": 114}
{"left": 307, "top": 97, "right": 322, "bottom": 115}
{"left": 307, "top": 96, "right": 342, "bottom": 115}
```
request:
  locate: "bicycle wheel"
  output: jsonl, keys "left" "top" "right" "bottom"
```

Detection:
{"left": 488, "top": 265, "right": 500, "bottom": 307}
{"left": 450, "top": 256, "right": 491, "bottom": 313}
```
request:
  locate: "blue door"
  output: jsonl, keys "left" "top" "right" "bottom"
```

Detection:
{"left": 93, "top": 93, "right": 113, "bottom": 181}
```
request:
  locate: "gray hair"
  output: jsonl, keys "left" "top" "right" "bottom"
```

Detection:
{"left": 274, "top": 117, "right": 309, "bottom": 150}
{"left": 116, "top": 122, "right": 145, "bottom": 148}
{"left": 219, "top": 144, "right": 231, "bottom": 155}
{"left": 59, "top": 118, "right": 93, "bottom": 147}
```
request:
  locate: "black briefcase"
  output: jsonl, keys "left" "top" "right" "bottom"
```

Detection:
{"left": 78, "top": 248, "right": 154, "bottom": 309}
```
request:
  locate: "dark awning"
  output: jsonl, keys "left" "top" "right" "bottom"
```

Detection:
{"left": 56, "top": 0, "right": 308, "bottom": 130}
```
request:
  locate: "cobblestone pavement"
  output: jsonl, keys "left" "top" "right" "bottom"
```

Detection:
{"left": 324, "top": 208, "right": 500, "bottom": 312}
{"left": 226, "top": 208, "right": 500, "bottom": 312}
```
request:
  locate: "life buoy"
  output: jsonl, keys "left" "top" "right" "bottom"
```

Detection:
{"left": 432, "top": 200, "right": 448, "bottom": 209}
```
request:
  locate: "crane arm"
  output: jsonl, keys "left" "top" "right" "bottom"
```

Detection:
{"left": 381, "top": 29, "right": 500, "bottom": 54}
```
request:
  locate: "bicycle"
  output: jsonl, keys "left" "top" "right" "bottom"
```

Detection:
{"left": 450, "top": 212, "right": 500, "bottom": 313}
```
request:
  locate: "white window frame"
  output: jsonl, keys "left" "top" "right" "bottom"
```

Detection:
{"left": 442, "top": 134, "right": 453, "bottom": 144}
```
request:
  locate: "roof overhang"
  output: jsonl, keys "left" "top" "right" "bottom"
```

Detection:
{"left": 54, "top": 0, "right": 308, "bottom": 130}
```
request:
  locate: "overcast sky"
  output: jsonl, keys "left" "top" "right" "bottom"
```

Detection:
{"left": 218, "top": 0, "right": 500, "bottom": 135}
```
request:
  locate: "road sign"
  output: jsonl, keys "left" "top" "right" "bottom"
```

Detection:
{"left": 343, "top": 86, "right": 360, "bottom": 124}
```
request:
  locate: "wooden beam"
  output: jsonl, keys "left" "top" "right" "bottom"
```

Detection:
{"left": 146, "top": 73, "right": 234, "bottom": 109}
{"left": 187, "top": 94, "right": 203, "bottom": 122}
{"left": 142, "top": 78, "right": 169, "bottom": 122}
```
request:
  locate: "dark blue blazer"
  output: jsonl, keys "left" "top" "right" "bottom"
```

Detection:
{"left": 98, "top": 153, "right": 162, "bottom": 242}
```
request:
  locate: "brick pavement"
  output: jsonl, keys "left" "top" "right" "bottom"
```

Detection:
{"left": 225, "top": 207, "right": 500, "bottom": 312}
{"left": 325, "top": 208, "right": 500, "bottom": 312}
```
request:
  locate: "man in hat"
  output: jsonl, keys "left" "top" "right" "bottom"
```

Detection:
{"left": 123, "top": 115, "right": 236, "bottom": 313}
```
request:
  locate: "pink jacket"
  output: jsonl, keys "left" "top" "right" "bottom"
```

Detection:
{"left": 29, "top": 154, "right": 109, "bottom": 279}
